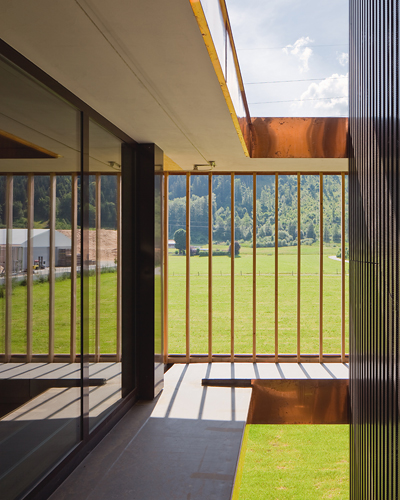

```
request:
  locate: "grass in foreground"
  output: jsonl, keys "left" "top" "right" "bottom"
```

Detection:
{"left": 236, "top": 425, "right": 349, "bottom": 500}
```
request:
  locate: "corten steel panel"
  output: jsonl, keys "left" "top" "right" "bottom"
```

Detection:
{"left": 247, "top": 379, "right": 349, "bottom": 424}
{"left": 349, "top": 0, "right": 399, "bottom": 498}
{"left": 250, "top": 117, "right": 348, "bottom": 159}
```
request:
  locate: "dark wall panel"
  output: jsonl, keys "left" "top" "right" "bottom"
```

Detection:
{"left": 349, "top": 1, "right": 399, "bottom": 498}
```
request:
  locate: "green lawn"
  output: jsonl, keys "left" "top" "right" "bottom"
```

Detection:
{"left": 0, "top": 243, "right": 349, "bottom": 357}
{"left": 168, "top": 243, "right": 349, "bottom": 355}
{"left": 235, "top": 425, "right": 349, "bottom": 500}
{"left": 0, "top": 272, "right": 118, "bottom": 355}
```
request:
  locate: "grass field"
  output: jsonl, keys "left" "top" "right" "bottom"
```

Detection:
{"left": 236, "top": 424, "right": 349, "bottom": 500}
{"left": 168, "top": 243, "right": 349, "bottom": 355}
{"left": 0, "top": 271, "right": 117, "bottom": 354}
{"left": 0, "top": 242, "right": 349, "bottom": 356}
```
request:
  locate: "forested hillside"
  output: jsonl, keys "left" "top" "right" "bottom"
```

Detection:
{"left": 0, "top": 175, "right": 118, "bottom": 229}
{"left": 168, "top": 175, "right": 347, "bottom": 247}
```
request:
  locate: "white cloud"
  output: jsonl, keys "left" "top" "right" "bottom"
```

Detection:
{"left": 283, "top": 36, "right": 314, "bottom": 72}
{"left": 337, "top": 52, "right": 349, "bottom": 66}
{"left": 292, "top": 73, "right": 348, "bottom": 115}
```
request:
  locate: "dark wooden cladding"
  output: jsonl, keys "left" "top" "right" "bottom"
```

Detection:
{"left": 349, "top": 0, "right": 399, "bottom": 498}
{"left": 249, "top": 117, "right": 348, "bottom": 159}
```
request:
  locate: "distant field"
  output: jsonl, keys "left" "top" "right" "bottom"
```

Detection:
{"left": 0, "top": 243, "right": 349, "bottom": 357}
{"left": 236, "top": 425, "right": 349, "bottom": 500}
{"left": 168, "top": 243, "right": 349, "bottom": 355}
{"left": 0, "top": 272, "right": 117, "bottom": 355}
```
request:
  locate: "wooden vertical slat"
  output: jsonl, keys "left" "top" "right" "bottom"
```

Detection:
{"left": 319, "top": 173, "right": 323, "bottom": 362}
{"left": 274, "top": 173, "right": 278, "bottom": 361}
{"left": 49, "top": 173, "right": 56, "bottom": 362}
{"left": 95, "top": 174, "right": 101, "bottom": 362}
{"left": 252, "top": 174, "right": 256, "bottom": 361}
{"left": 297, "top": 173, "right": 301, "bottom": 362}
{"left": 208, "top": 173, "right": 212, "bottom": 361}
{"left": 5, "top": 175, "right": 13, "bottom": 362}
{"left": 163, "top": 173, "right": 169, "bottom": 363}
{"left": 70, "top": 173, "right": 78, "bottom": 362}
{"left": 231, "top": 173, "right": 235, "bottom": 361}
{"left": 27, "top": 175, "right": 34, "bottom": 363}
{"left": 116, "top": 172, "right": 122, "bottom": 362}
{"left": 341, "top": 172, "right": 346, "bottom": 362}
{"left": 186, "top": 173, "right": 190, "bottom": 361}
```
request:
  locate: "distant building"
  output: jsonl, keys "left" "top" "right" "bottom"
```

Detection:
{"left": 168, "top": 239, "right": 176, "bottom": 249}
{"left": 0, "top": 229, "right": 72, "bottom": 272}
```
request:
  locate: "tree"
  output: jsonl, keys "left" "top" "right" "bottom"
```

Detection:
{"left": 228, "top": 241, "right": 241, "bottom": 256}
{"left": 174, "top": 228, "right": 186, "bottom": 254}
{"left": 306, "top": 222, "right": 316, "bottom": 241}
{"left": 323, "top": 226, "right": 331, "bottom": 243}
{"left": 332, "top": 224, "right": 341, "bottom": 243}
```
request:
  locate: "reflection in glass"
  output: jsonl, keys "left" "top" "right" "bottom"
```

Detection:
{"left": 167, "top": 175, "right": 186, "bottom": 354}
{"left": 0, "top": 55, "right": 81, "bottom": 500}
{"left": 256, "top": 176, "right": 275, "bottom": 354}
{"left": 32, "top": 175, "right": 50, "bottom": 355}
{"left": 88, "top": 120, "right": 122, "bottom": 432}
{"left": 190, "top": 175, "right": 208, "bottom": 354}
{"left": 54, "top": 175, "right": 73, "bottom": 354}
{"left": 11, "top": 176, "right": 28, "bottom": 354}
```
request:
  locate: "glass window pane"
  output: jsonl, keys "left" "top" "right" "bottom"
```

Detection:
{"left": 0, "top": 55, "right": 81, "bottom": 500}
{"left": 88, "top": 120, "right": 122, "bottom": 432}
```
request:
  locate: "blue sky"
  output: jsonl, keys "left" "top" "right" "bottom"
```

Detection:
{"left": 225, "top": 0, "right": 349, "bottom": 117}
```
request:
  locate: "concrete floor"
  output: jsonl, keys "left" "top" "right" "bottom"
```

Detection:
{"left": 50, "top": 363, "right": 349, "bottom": 500}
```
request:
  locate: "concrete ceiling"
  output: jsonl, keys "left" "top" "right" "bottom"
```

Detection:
{"left": 0, "top": 0, "right": 347, "bottom": 172}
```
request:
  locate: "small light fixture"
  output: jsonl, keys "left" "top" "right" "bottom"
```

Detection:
{"left": 193, "top": 160, "right": 216, "bottom": 171}
{"left": 108, "top": 161, "right": 121, "bottom": 170}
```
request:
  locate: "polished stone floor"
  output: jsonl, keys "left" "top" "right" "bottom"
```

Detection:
{"left": 50, "top": 362, "right": 348, "bottom": 500}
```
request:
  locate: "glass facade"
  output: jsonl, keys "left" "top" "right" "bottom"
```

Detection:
{"left": 0, "top": 53, "right": 136, "bottom": 498}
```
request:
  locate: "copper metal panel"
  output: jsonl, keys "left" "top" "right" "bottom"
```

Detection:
{"left": 250, "top": 117, "right": 348, "bottom": 159}
{"left": 247, "top": 379, "right": 349, "bottom": 424}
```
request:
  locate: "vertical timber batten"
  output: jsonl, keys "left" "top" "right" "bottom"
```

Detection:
{"left": 231, "top": 172, "right": 235, "bottom": 361}
{"left": 274, "top": 173, "right": 278, "bottom": 361}
{"left": 341, "top": 172, "right": 346, "bottom": 362}
{"left": 117, "top": 172, "right": 122, "bottom": 362}
{"left": 49, "top": 173, "right": 56, "bottom": 363}
{"left": 27, "top": 174, "right": 34, "bottom": 363}
{"left": 5, "top": 175, "right": 12, "bottom": 362}
{"left": 208, "top": 173, "right": 212, "bottom": 360}
{"left": 319, "top": 173, "right": 323, "bottom": 362}
{"left": 95, "top": 174, "right": 101, "bottom": 362}
{"left": 297, "top": 173, "right": 301, "bottom": 361}
{"left": 163, "top": 173, "right": 169, "bottom": 363}
{"left": 186, "top": 173, "right": 190, "bottom": 361}
{"left": 253, "top": 173, "right": 256, "bottom": 361}
{"left": 70, "top": 173, "right": 78, "bottom": 362}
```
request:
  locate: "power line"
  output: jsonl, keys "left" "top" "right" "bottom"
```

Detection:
{"left": 249, "top": 96, "right": 348, "bottom": 104}
{"left": 238, "top": 44, "right": 348, "bottom": 51}
{"left": 245, "top": 76, "right": 348, "bottom": 85}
